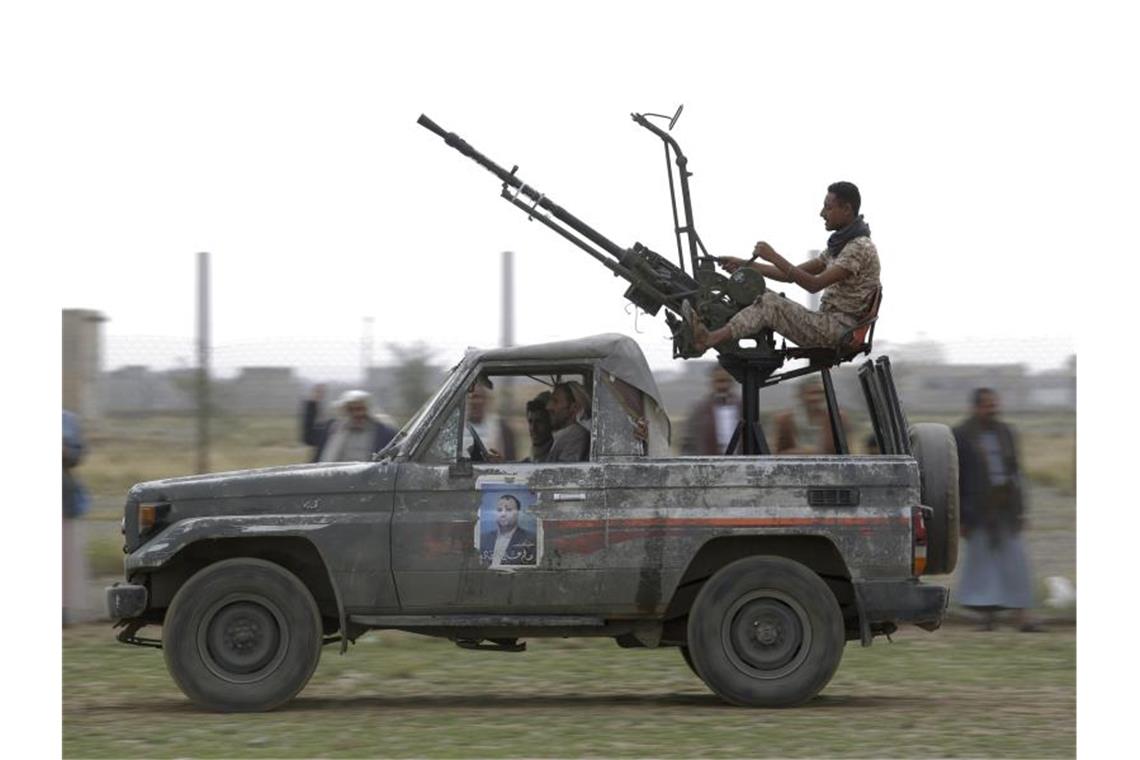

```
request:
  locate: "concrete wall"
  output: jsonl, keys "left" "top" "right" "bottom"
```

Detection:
{"left": 62, "top": 309, "right": 106, "bottom": 418}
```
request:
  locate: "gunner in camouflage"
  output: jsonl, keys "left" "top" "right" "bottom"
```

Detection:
{"left": 685, "top": 181, "right": 880, "bottom": 352}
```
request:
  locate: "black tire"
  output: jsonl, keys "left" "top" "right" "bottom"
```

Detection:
{"left": 679, "top": 645, "right": 703, "bottom": 681}
{"left": 163, "top": 558, "right": 322, "bottom": 712}
{"left": 687, "top": 556, "right": 844, "bottom": 707}
{"left": 909, "top": 422, "right": 960, "bottom": 575}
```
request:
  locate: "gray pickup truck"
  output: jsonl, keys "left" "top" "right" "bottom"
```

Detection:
{"left": 107, "top": 334, "right": 957, "bottom": 712}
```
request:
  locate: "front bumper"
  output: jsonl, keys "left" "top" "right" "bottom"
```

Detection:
{"left": 106, "top": 582, "right": 148, "bottom": 620}
{"left": 855, "top": 579, "right": 949, "bottom": 632}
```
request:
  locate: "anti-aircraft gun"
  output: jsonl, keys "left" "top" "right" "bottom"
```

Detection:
{"left": 417, "top": 108, "right": 771, "bottom": 362}
{"left": 418, "top": 108, "right": 872, "bottom": 455}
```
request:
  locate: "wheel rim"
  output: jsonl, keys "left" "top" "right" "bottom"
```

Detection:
{"left": 197, "top": 593, "right": 290, "bottom": 684}
{"left": 721, "top": 589, "right": 812, "bottom": 680}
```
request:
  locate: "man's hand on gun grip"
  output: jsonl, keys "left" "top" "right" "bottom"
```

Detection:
{"left": 718, "top": 255, "right": 746, "bottom": 273}
{"left": 752, "top": 241, "right": 777, "bottom": 262}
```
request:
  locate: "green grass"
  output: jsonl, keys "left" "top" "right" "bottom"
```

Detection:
{"left": 63, "top": 622, "right": 1075, "bottom": 758}
{"left": 81, "top": 414, "right": 310, "bottom": 505}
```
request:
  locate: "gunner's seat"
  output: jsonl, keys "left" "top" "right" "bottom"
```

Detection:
{"left": 764, "top": 286, "right": 882, "bottom": 456}
{"left": 782, "top": 286, "right": 882, "bottom": 368}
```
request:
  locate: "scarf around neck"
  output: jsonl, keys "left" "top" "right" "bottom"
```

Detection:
{"left": 826, "top": 215, "right": 871, "bottom": 257}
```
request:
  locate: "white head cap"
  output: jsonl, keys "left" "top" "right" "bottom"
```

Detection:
{"left": 335, "top": 389, "right": 372, "bottom": 409}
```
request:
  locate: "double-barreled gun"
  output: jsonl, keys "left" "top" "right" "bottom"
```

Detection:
{"left": 417, "top": 109, "right": 774, "bottom": 361}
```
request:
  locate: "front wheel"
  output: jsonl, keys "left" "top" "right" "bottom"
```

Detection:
{"left": 163, "top": 558, "right": 323, "bottom": 712}
{"left": 687, "top": 556, "right": 845, "bottom": 707}
{"left": 679, "top": 645, "right": 703, "bottom": 681}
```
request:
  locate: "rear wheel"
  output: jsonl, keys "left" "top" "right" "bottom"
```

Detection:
{"left": 687, "top": 556, "right": 844, "bottom": 707}
{"left": 163, "top": 558, "right": 322, "bottom": 712}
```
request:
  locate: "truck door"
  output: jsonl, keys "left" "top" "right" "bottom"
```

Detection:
{"left": 391, "top": 370, "right": 610, "bottom": 613}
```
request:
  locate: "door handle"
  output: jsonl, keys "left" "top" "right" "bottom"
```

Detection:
{"left": 448, "top": 461, "right": 473, "bottom": 478}
{"left": 552, "top": 492, "right": 587, "bottom": 502}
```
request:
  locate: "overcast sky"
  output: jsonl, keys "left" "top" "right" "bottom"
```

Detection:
{"left": 9, "top": 1, "right": 1130, "bottom": 373}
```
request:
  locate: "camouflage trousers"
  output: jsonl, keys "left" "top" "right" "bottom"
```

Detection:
{"left": 727, "top": 291, "right": 855, "bottom": 348}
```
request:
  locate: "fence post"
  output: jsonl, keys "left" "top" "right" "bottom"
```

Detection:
{"left": 196, "top": 252, "right": 211, "bottom": 474}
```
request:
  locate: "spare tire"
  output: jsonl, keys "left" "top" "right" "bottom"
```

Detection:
{"left": 909, "top": 423, "right": 959, "bottom": 575}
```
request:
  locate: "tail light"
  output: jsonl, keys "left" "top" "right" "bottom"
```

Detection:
{"left": 912, "top": 506, "right": 929, "bottom": 576}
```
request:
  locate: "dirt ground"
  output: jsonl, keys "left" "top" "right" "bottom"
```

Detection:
{"left": 64, "top": 618, "right": 1075, "bottom": 759}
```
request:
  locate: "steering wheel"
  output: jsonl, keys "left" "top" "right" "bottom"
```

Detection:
{"left": 466, "top": 423, "right": 491, "bottom": 463}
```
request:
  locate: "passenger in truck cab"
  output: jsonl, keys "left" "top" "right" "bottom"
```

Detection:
{"left": 544, "top": 381, "right": 591, "bottom": 462}
{"left": 524, "top": 391, "right": 554, "bottom": 462}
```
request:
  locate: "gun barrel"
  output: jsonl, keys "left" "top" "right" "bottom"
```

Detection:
{"left": 418, "top": 114, "right": 629, "bottom": 262}
{"left": 416, "top": 114, "right": 449, "bottom": 140}
{"left": 417, "top": 114, "right": 522, "bottom": 190}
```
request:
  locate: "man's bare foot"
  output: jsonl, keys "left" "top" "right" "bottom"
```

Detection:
{"left": 682, "top": 301, "right": 710, "bottom": 352}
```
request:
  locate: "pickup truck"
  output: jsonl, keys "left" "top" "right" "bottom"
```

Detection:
{"left": 107, "top": 333, "right": 957, "bottom": 712}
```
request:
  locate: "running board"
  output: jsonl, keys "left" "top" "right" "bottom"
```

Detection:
{"left": 349, "top": 614, "right": 606, "bottom": 628}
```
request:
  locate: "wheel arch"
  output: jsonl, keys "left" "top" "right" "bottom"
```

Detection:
{"left": 664, "top": 535, "right": 858, "bottom": 641}
{"left": 139, "top": 536, "right": 346, "bottom": 642}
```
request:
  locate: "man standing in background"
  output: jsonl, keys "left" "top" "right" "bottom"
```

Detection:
{"left": 954, "top": 388, "right": 1044, "bottom": 632}
{"left": 773, "top": 379, "right": 848, "bottom": 454}
{"left": 63, "top": 410, "right": 91, "bottom": 626}
{"left": 682, "top": 365, "right": 741, "bottom": 455}
{"left": 301, "top": 385, "right": 396, "bottom": 462}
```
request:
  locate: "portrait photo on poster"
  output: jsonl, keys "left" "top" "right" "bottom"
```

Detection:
{"left": 475, "top": 482, "right": 542, "bottom": 568}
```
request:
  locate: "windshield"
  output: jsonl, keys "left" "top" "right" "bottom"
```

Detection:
{"left": 374, "top": 363, "right": 466, "bottom": 459}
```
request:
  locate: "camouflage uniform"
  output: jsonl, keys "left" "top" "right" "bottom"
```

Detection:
{"left": 728, "top": 237, "right": 880, "bottom": 347}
